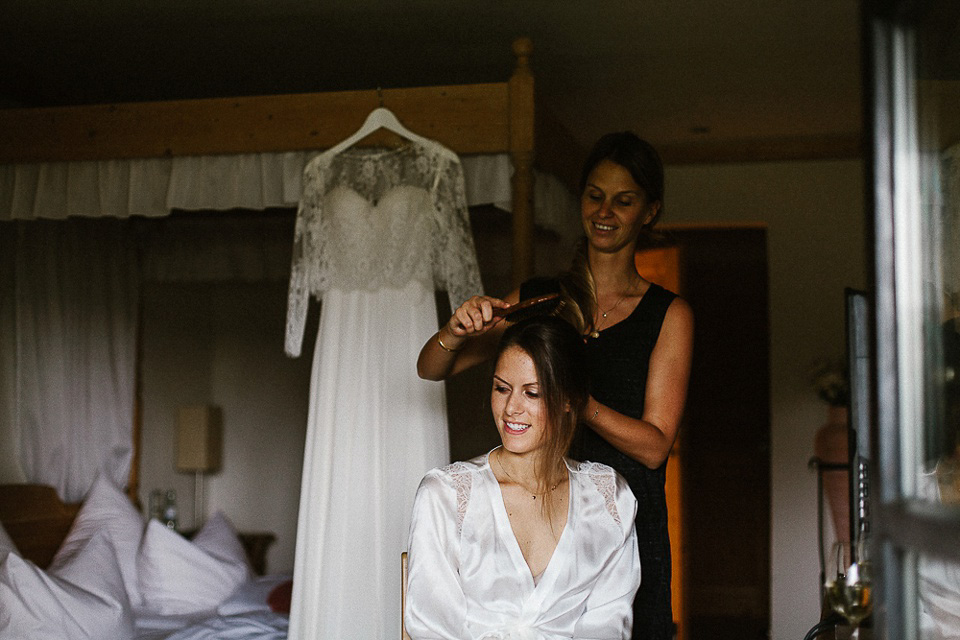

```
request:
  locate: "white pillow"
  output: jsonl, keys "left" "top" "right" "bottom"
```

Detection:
{"left": 49, "top": 472, "right": 145, "bottom": 606}
{"left": 0, "top": 520, "right": 16, "bottom": 561}
{"left": 192, "top": 511, "right": 252, "bottom": 572}
{"left": 137, "top": 514, "right": 251, "bottom": 617}
{"left": 0, "top": 530, "right": 134, "bottom": 640}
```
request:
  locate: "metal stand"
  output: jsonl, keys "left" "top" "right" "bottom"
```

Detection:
{"left": 803, "top": 612, "right": 846, "bottom": 640}
{"left": 808, "top": 456, "right": 851, "bottom": 600}
{"left": 194, "top": 469, "right": 205, "bottom": 528}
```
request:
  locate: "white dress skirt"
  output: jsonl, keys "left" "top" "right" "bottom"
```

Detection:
{"left": 289, "top": 281, "right": 449, "bottom": 640}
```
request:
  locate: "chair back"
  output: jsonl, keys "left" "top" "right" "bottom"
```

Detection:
{"left": 401, "top": 551, "right": 411, "bottom": 640}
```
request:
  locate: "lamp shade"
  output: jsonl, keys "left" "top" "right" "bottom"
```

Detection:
{"left": 176, "top": 405, "right": 223, "bottom": 472}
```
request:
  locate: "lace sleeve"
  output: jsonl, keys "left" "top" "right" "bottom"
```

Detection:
{"left": 431, "top": 155, "right": 483, "bottom": 310}
{"left": 440, "top": 461, "right": 475, "bottom": 537}
{"left": 579, "top": 461, "right": 623, "bottom": 527}
{"left": 285, "top": 158, "right": 326, "bottom": 357}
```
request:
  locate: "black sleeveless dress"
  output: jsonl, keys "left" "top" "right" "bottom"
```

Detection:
{"left": 520, "top": 277, "right": 677, "bottom": 640}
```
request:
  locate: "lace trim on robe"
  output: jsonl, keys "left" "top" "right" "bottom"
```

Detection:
{"left": 579, "top": 461, "right": 622, "bottom": 527}
{"left": 442, "top": 461, "right": 474, "bottom": 537}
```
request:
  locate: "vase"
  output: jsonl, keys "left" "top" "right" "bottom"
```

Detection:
{"left": 814, "top": 406, "right": 850, "bottom": 543}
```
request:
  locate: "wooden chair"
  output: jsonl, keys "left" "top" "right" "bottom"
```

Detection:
{"left": 402, "top": 551, "right": 411, "bottom": 640}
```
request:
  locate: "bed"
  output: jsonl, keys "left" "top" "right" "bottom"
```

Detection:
{"left": 0, "top": 36, "right": 584, "bottom": 639}
{"left": 0, "top": 476, "right": 291, "bottom": 639}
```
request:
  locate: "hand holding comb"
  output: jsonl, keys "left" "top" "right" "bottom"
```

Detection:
{"left": 491, "top": 293, "right": 563, "bottom": 323}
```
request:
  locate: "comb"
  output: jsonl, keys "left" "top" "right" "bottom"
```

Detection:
{"left": 492, "top": 293, "right": 564, "bottom": 323}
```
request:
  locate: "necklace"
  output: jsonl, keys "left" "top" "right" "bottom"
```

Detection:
{"left": 495, "top": 451, "right": 558, "bottom": 500}
{"left": 589, "top": 277, "right": 645, "bottom": 339}
{"left": 589, "top": 292, "right": 628, "bottom": 339}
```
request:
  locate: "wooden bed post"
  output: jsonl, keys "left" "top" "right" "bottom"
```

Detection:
{"left": 127, "top": 294, "right": 143, "bottom": 506}
{"left": 509, "top": 37, "right": 535, "bottom": 290}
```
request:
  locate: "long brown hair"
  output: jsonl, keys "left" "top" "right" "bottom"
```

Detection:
{"left": 495, "top": 316, "right": 589, "bottom": 494}
{"left": 559, "top": 131, "right": 665, "bottom": 335}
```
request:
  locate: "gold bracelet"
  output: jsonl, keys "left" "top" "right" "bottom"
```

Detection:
{"left": 437, "top": 332, "right": 461, "bottom": 353}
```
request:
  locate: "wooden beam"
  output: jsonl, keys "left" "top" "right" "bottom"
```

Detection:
{"left": 509, "top": 36, "right": 536, "bottom": 290}
{"left": 0, "top": 83, "right": 511, "bottom": 163}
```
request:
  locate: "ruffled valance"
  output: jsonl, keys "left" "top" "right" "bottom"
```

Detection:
{"left": 0, "top": 152, "right": 579, "bottom": 243}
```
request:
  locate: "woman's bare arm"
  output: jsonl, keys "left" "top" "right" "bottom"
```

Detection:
{"left": 416, "top": 290, "right": 520, "bottom": 380}
{"left": 581, "top": 297, "right": 694, "bottom": 468}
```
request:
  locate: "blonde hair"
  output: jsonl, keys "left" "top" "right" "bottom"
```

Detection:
{"left": 557, "top": 240, "right": 597, "bottom": 336}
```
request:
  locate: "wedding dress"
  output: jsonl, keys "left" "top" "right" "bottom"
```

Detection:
{"left": 285, "top": 143, "right": 482, "bottom": 640}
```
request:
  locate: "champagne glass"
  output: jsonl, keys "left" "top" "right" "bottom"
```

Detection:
{"left": 824, "top": 540, "right": 873, "bottom": 636}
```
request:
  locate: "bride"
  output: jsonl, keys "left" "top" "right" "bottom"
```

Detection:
{"left": 405, "top": 316, "right": 641, "bottom": 639}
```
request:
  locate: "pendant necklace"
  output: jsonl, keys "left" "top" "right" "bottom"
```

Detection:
{"left": 589, "top": 292, "right": 628, "bottom": 339}
{"left": 496, "top": 451, "right": 558, "bottom": 500}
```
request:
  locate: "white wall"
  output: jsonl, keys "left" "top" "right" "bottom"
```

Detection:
{"left": 139, "top": 281, "right": 313, "bottom": 573}
{"left": 664, "top": 159, "right": 866, "bottom": 639}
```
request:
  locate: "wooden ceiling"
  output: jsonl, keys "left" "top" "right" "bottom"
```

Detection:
{"left": 0, "top": 0, "right": 863, "bottom": 162}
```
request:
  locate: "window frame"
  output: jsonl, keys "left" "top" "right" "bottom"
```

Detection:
{"left": 866, "top": 0, "right": 960, "bottom": 637}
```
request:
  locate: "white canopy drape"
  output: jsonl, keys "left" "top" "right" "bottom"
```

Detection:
{"left": 5, "top": 220, "right": 140, "bottom": 501}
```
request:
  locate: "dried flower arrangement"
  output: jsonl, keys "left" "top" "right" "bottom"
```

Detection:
{"left": 807, "top": 358, "right": 850, "bottom": 407}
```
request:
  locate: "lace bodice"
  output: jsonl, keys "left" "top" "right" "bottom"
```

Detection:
{"left": 285, "top": 143, "right": 483, "bottom": 356}
{"left": 439, "top": 456, "right": 626, "bottom": 539}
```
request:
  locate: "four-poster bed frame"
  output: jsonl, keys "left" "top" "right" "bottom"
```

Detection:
{"left": 0, "top": 36, "right": 586, "bottom": 553}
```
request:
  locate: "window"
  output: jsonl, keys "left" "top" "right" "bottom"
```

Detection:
{"left": 867, "top": 1, "right": 960, "bottom": 637}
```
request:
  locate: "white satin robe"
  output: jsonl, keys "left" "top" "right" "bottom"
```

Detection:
{"left": 405, "top": 452, "right": 641, "bottom": 640}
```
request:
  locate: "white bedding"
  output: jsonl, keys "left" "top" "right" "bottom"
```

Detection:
{"left": 151, "top": 611, "right": 288, "bottom": 640}
{"left": 0, "top": 475, "right": 291, "bottom": 640}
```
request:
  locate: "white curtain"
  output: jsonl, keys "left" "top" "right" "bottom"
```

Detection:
{"left": 0, "top": 214, "right": 296, "bottom": 499}
{"left": 140, "top": 214, "right": 294, "bottom": 284}
{"left": 0, "top": 228, "right": 22, "bottom": 484}
{"left": 8, "top": 219, "right": 140, "bottom": 501}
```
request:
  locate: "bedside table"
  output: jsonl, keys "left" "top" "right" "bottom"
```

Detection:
{"left": 238, "top": 532, "right": 276, "bottom": 576}
{"left": 180, "top": 528, "right": 276, "bottom": 575}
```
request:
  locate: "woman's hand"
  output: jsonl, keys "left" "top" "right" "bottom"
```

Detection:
{"left": 445, "top": 296, "right": 510, "bottom": 340}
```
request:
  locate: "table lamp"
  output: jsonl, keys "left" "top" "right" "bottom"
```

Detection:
{"left": 176, "top": 405, "right": 223, "bottom": 528}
